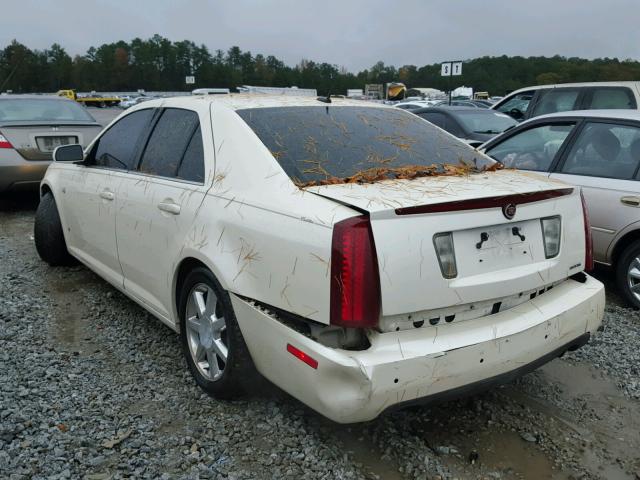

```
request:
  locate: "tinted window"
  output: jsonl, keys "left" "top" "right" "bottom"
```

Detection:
{"left": 588, "top": 88, "right": 636, "bottom": 110}
{"left": 532, "top": 89, "right": 580, "bottom": 116}
{"left": 419, "top": 112, "right": 447, "bottom": 129}
{"left": 177, "top": 126, "right": 205, "bottom": 183}
{"left": 90, "top": 109, "right": 154, "bottom": 170}
{"left": 496, "top": 91, "right": 535, "bottom": 117}
{"left": 139, "top": 109, "right": 199, "bottom": 178}
{"left": 561, "top": 122, "right": 640, "bottom": 180}
{"left": 238, "top": 106, "right": 493, "bottom": 184}
{"left": 487, "top": 123, "right": 575, "bottom": 172}
{"left": 0, "top": 98, "right": 95, "bottom": 122}
{"left": 455, "top": 111, "right": 517, "bottom": 134}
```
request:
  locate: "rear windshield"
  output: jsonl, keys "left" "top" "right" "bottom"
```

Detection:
{"left": 0, "top": 98, "right": 95, "bottom": 122}
{"left": 455, "top": 111, "right": 517, "bottom": 134}
{"left": 237, "top": 106, "right": 494, "bottom": 185}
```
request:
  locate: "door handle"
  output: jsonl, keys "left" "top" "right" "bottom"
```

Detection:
{"left": 99, "top": 190, "right": 114, "bottom": 201}
{"left": 158, "top": 201, "right": 181, "bottom": 215}
{"left": 620, "top": 196, "right": 640, "bottom": 207}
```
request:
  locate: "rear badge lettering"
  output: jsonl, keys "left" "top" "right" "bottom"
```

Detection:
{"left": 502, "top": 203, "right": 517, "bottom": 220}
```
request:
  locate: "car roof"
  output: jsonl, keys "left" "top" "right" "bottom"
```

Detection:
{"left": 0, "top": 94, "right": 71, "bottom": 101}
{"left": 137, "top": 94, "right": 392, "bottom": 111}
{"left": 411, "top": 106, "right": 497, "bottom": 114}
{"left": 504, "top": 81, "right": 640, "bottom": 96}
{"left": 527, "top": 109, "right": 640, "bottom": 123}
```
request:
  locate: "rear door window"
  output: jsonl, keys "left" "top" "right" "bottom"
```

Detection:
{"left": 237, "top": 106, "right": 493, "bottom": 185}
{"left": 531, "top": 89, "right": 581, "bottom": 117}
{"left": 138, "top": 108, "right": 200, "bottom": 179}
{"left": 560, "top": 122, "right": 640, "bottom": 179}
{"left": 586, "top": 87, "right": 636, "bottom": 110}
{"left": 486, "top": 123, "right": 576, "bottom": 171}
{"left": 89, "top": 109, "right": 154, "bottom": 170}
{"left": 177, "top": 126, "right": 205, "bottom": 183}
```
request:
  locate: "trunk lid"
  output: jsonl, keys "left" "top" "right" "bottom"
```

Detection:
{"left": 308, "top": 170, "right": 586, "bottom": 318}
{"left": 0, "top": 122, "right": 101, "bottom": 160}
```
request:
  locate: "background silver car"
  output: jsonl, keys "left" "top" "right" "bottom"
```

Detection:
{"left": 481, "top": 110, "right": 640, "bottom": 307}
{"left": 0, "top": 95, "right": 102, "bottom": 192}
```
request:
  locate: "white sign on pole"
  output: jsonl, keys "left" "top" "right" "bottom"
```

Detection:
{"left": 452, "top": 61, "right": 463, "bottom": 76}
{"left": 185, "top": 76, "right": 196, "bottom": 85}
{"left": 441, "top": 62, "right": 452, "bottom": 77}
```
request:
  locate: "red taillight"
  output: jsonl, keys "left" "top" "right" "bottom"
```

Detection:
{"left": 581, "top": 190, "right": 594, "bottom": 272}
{"left": 330, "top": 215, "right": 381, "bottom": 329}
{"left": 286, "top": 343, "right": 318, "bottom": 369}
{"left": 0, "top": 133, "right": 13, "bottom": 149}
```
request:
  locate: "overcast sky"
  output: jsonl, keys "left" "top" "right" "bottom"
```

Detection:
{"left": 1, "top": 0, "right": 639, "bottom": 71}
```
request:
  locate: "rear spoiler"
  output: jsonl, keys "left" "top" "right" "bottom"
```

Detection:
{"left": 0, "top": 121, "right": 101, "bottom": 128}
{"left": 395, "top": 188, "right": 574, "bottom": 215}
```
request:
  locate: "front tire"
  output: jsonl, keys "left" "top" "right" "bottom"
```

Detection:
{"left": 178, "top": 267, "right": 255, "bottom": 399}
{"left": 34, "top": 192, "right": 76, "bottom": 266}
{"left": 616, "top": 240, "right": 640, "bottom": 309}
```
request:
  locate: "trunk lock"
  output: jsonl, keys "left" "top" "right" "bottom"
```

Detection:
{"left": 476, "top": 232, "right": 489, "bottom": 249}
{"left": 512, "top": 226, "right": 526, "bottom": 241}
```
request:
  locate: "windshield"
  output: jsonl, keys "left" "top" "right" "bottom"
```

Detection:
{"left": 456, "top": 111, "right": 517, "bottom": 134}
{"left": 0, "top": 98, "right": 95, "bottom": 122}
{"left": 237, "top": 106, "right": 495, "bottom": 185}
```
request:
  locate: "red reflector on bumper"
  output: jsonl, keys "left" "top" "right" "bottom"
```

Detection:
{"left": 286, "top": 343, "right": 318, "bottom": 369}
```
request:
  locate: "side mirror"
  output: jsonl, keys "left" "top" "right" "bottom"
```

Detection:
{"left": 508, "top": 108, "right": 524, "bottom": 120}
{"left": 53, "top": 144, "right": 84, "bottom": 162}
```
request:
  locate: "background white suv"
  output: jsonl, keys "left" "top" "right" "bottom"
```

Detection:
{"left": 492, "top": 81, "right": 640, "bottom": 122}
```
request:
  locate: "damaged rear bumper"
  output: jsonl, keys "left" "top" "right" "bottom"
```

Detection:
{"left": 231, "top": 274, "right": 604, "bottom": 423}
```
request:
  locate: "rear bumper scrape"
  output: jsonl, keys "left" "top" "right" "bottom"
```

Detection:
{"left": 384, "top": 332, "right": 590, "bottom": 414}
{"left": 230, "top": 274, "right": 604, "bottom": 423}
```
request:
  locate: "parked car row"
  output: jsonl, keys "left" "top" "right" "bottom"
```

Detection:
{"left": 32, "top": 94, "right": 603, "bottom": 423}
{"left": 118, "top": 95, "right": 155, "bottom": 109}
{"left": 481, "top": 110, "right": 640, "bottom": 308}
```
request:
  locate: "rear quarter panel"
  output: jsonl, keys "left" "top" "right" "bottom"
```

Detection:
{"left": 176, "top": 104, "right": 358, "bottom": 325}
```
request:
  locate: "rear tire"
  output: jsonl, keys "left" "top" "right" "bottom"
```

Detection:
{"left": 178, "top": 267, "right": 256, "bottom": 399}
{"left": 615, "top": 240, "right": 640, "bottom": 309}
{"left": 34, "top": 192, "right": 76, "bottom": 266}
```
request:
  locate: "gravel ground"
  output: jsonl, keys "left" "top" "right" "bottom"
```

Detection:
{"left": 1, "top": 195, "right": 640, "bottom": 480}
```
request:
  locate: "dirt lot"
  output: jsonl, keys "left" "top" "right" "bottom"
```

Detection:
{"left": 1, "top": 179, "right": 640, "bottom": 478}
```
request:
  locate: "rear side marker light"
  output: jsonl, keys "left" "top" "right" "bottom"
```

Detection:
{"left": 0, "top": 134, "right": 13, "bottom": 149}
{"left": 580, "top": 191, "right": 594, "bottom": 272}
{"left": 286, "top": 343, "right": 318, "bottom": 369}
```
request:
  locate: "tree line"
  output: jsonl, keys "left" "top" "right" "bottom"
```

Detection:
{"left": 1, "top": 35, "right": 639, "bottom": 96}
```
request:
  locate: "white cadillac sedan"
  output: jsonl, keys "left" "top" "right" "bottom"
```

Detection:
{"left": 34, "top": 95, "right": 604, "bottom": 423}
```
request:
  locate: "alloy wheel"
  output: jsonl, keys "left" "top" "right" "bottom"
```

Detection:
{"left": 185, "top": 283, "right": 228, "bottom": 381}
{"left": 627, "top": 256, "right": 640, "bottom": 302}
